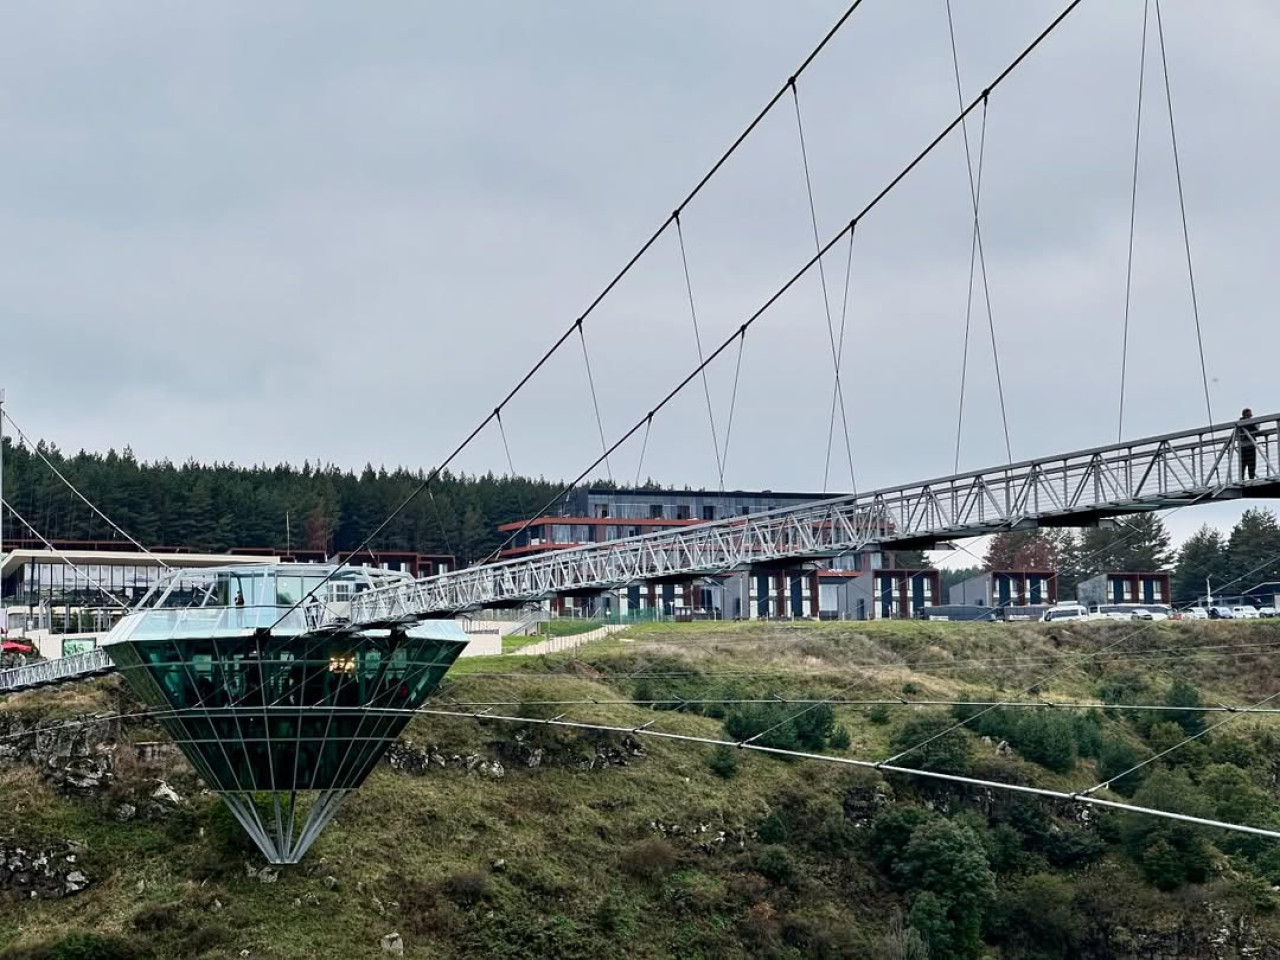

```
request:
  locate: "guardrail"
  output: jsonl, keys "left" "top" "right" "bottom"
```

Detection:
{"left": 337, "top": 413, "right": 1280, "bottom": 627}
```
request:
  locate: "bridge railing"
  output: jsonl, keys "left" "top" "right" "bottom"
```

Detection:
{"left": 0, "top": 648, "right": 114, "bottom": 694}
{"left": 337, "top": 414, "right": 1279, "bottom": 627}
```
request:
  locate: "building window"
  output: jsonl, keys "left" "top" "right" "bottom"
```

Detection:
{"left": 649, "top": 504, "right": 664, "bottom": 519}
{"left": 676, "top": 505, "right": 690, "bottom": 520}
{"left": 702, "top": 505, "right": 716, "bottom": 521}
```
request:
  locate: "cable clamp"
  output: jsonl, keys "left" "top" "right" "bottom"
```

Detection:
{"left": 633, "top": 720, "right": 656, "bottom": 733}
{"left": 896, "top": 696, "right": 909, "bottom": 705}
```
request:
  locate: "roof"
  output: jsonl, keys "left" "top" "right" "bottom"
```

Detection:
{"left": 0, "top": 548, "right": 279, "bottom": 580}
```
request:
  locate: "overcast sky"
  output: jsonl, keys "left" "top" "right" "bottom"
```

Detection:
{"left": 2, "top": 1, "right": 1278, "bottom": 551}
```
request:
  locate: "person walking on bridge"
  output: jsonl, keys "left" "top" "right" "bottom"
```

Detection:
{"left": 1238, "top": 408, "right": 1258, "bottom": 481}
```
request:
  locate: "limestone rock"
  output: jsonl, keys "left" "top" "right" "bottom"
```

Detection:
{"left": 380, "top": 932, "right": 405, "bottom": 955}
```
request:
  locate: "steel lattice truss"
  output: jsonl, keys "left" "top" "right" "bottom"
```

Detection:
{"left": 0, "top": 648, "right": 113, "bottom": 693}
{"left": 340, "top": 413, "right": 1280, "bottom": 628}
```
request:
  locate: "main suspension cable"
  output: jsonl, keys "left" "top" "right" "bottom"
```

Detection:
{"left": 465, "top": 0, "right": 1086, "bottom": 569}
{"left": 264, "top": 1, "right": 875, "bottom": 628}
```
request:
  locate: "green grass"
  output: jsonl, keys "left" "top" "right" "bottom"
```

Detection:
{"left": 3, "top": 619, "right": 1280, "bottom": 958}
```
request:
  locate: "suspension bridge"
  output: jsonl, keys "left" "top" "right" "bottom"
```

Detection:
{"left": 3, "top": 0, "right": 1280, "bottom": 863}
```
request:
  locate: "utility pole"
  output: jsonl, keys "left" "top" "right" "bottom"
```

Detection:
{"left": 1205, "top": 576, "right": 1212, "bottom": 607}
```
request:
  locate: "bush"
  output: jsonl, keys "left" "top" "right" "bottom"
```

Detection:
{"left": 131, "top": 903, "right": 184, "bottom": 932}
{"left": 868, "top": 806, "right": 933, "bottom": 875}
{"left": 0, "top": 932, "right": 144, "bottom": 960}
{"left": 1097, "top": 734, "right": 1150, "bottom": 797}
{"left": 1164, "top": 678, "right": 1206, "bottom": 735}
{"left": 620, "top": 838, "right": 679, "bottom": 882}
{"left": 868, "top": 703, "right": 892, "bottom": 725}
{"left": 889, "top": 712, "right": 973, "bottom": 774}
{"left": 723, "top": 701, "right": 835, "bottom": 752}
{"left": 754, "top": 845, "right": 798, "bottom": 887}
{"left": 829, "top": 725, "right": 852, "bottom": 750}
{"left": 1122, "top": 769, "right": 1213, "bottom": 890}
{"left": 707, "top": 745, "right": 739, "bottom": 779}
{"left": 443, "top": 871, "right": 490, "bottom": 907}
{"left": 987, "top": 873, "right": 1085, "bottom": 956}
{"left": 894, "top": 820, "right": 994, "bottom": 959}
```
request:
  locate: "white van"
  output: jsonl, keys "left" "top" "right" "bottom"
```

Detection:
{"left": 1042, "top": 603, "right": 1089, "bottom": 623}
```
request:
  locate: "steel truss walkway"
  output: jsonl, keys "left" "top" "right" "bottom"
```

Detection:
{"left": 1, "top": 412, "right": 1276, "bottom": 692}
{"left": 340, "top": 413, "right": 1280, "bottom": 628}
{"left": 0, "top": 648, "right": 114, "bottom": 694}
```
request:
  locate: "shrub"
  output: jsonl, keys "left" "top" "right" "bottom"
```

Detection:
{"left": 868, "top": 806, "right": 932, "bottom": 875}
{"left": 1164, "top": 678, "right": 1205, "bottom": 735}
{"left": 0, "top": 932, "right": 144, "bottom": 960}
{"left": 723, "top": 701, "right": 836, "bottom": 752}
{"left": 443, "top": 871, "right": 491, "bottom": 907}
{"left": 131, "top": 903, "right": 184, "bottom": 932}
{"left": 829, "top": 725, "right": 852, "bottom": 750}
{"left": 753, "top": 846, "right": 798, "bottom": 887}
{"left": 620, "top": 838, "right": 679, "bottom": 882}
{"left": 889, "top": 712, "right": 973, "bottom": 774}
{"left": 894, "top": 820, "right": 994, "bottom": 959}
{"left": 1122, "top": 769, "right": 1213, "bottom": 890}
{"left": 868, "top": 703, "right": 892, "bottom": 725}
{"left": 987, "top": 873, "right": 1085, "bottom": 956}
{"left": 1097, "top": 734, "right": 1150, "bottom": 797}
{"left": 708, "top": 745, "right": 739, "bottom": 779}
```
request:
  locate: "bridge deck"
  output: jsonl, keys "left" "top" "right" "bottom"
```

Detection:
{"left": 339, "top": 413, "right": 1280, "bottom": 627}
{"left": 5, "top": 413, "right": 1277, "bottom": 688}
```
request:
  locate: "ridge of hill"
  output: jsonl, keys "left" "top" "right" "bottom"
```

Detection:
{"left": 1, "top": 620, "right": 1279, "bottom": 959}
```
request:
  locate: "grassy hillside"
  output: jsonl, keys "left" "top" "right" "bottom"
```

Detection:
{"left": 2, "top": 620, "right": 1280, "bottom": 959}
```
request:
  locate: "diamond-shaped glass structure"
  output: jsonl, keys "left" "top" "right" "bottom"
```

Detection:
{"left": 102, "top": 565, "right": 467, "bottom": 863}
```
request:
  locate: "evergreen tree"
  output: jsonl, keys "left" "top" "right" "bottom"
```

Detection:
{"left": 1225, "top": 508, "right": 1280, "bottom": 594}
{"left": 1172, "top": 525, "right": 1229, "bottom": 604}
{"left": 1076, "top": 513, "right": 1171, "bottom": 575}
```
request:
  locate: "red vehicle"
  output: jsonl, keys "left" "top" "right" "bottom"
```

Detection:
{"left": 1, "top": 640, "right": 35, "bottom": 655}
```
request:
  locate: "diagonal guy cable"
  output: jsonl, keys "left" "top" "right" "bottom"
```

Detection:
{"left": 1077, "top": 688, "right": 1280, "bottom": 798}
{"left": 945, "top": 0, "right": 1010, "bottom": 466}
{"left": 415, "top": 706, "right": 1280, "bottom": 841}
{"left": 791, "top": 80, "right": 857, "bottom": 495}
{"left": 264, "top": 1, "right": 874, "bottom": 628}
{"left": 1154, "top": 0, "right": 1212, "bottom": 425}
{"left": 1117, "top": 0, "right": 1150, "bottom": 442}
{"left": 480, "top": 2, "right": 1086, "bottom": 567}
{"left": 577, "top": 322, "right": 614, "bottom": 482}
{"left": 674, "top": 212, "right": 725, "bottom": 487}
{"left": 2, "top": 409, "right": 170, "bottom": 570}
{"left": 2, "top": 498, "right": 129, "bottom": 609}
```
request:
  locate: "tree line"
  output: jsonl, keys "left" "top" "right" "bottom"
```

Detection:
{"left": 5, "top": 437, "right": 1279, "bottom": 598}
{"left": 940, "top": 509, "right": 1280, "bottom": 604}
{"left": 0, "top": 438, "right": 590, "bottom": 563}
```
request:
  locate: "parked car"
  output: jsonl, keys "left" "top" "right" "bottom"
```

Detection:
{"left": 1259, "top": 607, "right": 1280, "bottom": 619}
{"left": 1232, "top": 605, "right": 1260, "bottom": 620}
{"left": 1183, "top": 607, "right": 1210, "bottom": 620}
{"left": 1132, "top": 605, "right": 1172, "bottom": 621}
{"left": 1090, "top": 604, "right": 1139, "bottom": 622}
{"left": 1209, "top": 606, "right": 1235, "bottom": 619}
{"left": 1042, "top": 603, "right": 1089, "bottom": 623}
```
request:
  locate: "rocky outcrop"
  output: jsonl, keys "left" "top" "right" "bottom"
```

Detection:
{"left": 0, "top": 710, "right": 193, "bottom": 821}
{"left": 0, "top": 838, "right": 91, "bottom": 900}
{"left": 384, "top": 731, "right": 645, "bottom": 778}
